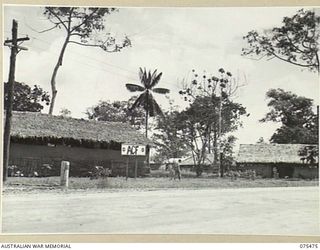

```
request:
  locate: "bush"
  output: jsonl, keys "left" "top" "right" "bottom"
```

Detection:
{"left": 226, "top": 170, "right": 256, "bottom": 180}
{"left": 8, "top": 164, "right": 53, "bottom": 177}
{"left": 89, "top": 166, "right": 111, "bottom": 180}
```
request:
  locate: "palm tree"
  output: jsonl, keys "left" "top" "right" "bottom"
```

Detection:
{"left": 126, "top": 67, "right": 170, "bottom": 138}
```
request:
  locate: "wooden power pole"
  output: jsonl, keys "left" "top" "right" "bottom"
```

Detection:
{"left": 3, "top": 19, "right": 29, "bottom": 181}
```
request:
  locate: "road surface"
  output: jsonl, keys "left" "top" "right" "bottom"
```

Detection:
{"left": 2, "top": 186, "right": 319, "bottom": 235}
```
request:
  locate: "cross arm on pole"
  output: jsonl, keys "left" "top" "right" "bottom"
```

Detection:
{"left": 4, "top": 36, "right": 30, "bottom": 44}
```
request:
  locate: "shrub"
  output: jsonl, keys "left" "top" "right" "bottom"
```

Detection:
{"left": 89, "top": 166, "right": 111, "bottom": 180}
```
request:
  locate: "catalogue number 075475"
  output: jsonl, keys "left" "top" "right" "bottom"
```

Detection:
{"left": 300, "top": 244, "right": 318, "bottom": 249}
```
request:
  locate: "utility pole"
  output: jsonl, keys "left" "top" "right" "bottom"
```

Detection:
{"left": 3, "top": 19, "right": 29, "bottom": 181}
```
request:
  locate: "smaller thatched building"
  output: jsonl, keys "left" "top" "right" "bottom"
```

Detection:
{"left": 236, "top": 143, "right": 319, "bottom": 179}
{"left": 8, "top": 111, "right": 151, "bottom": 177}
{"left": 180, "top": 153, "right": 216, "bottom": 171}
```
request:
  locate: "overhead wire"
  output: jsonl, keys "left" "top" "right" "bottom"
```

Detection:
{"left": 4, "top": 23, "right": 184, "bottom": 92}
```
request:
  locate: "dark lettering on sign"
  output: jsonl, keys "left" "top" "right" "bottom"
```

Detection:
{"left": 127, "top": 145, "right": 139, "bottom": 155}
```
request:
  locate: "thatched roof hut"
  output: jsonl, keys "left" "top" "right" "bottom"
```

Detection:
{"left": 237, "top": 143, "right": 318, "bottom": 164}
{"left": 9, "top": 111, "right": 151, "bottom": 147}
{"left": 180, "top": 153, "right": 215, "bottom": 166}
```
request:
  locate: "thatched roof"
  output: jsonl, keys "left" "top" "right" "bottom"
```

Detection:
{"left": 237, "top": 143, "right": 318, "bottom": 164}
{"left": 180, "top": 153, "right": 215, "bottom": 166}
{"left": 9, "top": 111, "right": 151, "bottom": 145}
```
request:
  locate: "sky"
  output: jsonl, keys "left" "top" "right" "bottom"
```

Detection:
{"left": 3, "top": 5, "right": 320, "bottom": 149}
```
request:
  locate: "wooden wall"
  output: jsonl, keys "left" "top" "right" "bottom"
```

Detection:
{"left": 9, "top": 143, "right": 148, "bottom": 177}
{"left": 237, "top": 163, "right": 318, "bottom": 179}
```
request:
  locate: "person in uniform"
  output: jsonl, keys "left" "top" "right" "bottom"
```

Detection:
{"left": 172, "top": 160, "right": 182, "bottom": 180}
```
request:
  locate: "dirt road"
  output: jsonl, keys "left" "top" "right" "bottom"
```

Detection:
{"left": 2, "top": 187, "right": 319, "bottom": 235}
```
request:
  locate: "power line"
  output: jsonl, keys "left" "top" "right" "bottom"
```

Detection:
{"left": 5, "top": 35, "right": 182, "bottom": 96}
{"left": 3, "top": 30, "right": 183, "bottom": 91}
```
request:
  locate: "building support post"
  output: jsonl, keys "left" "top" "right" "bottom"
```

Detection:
{"left": 126, "top": 157, "right": 129, "bottom": 180}
{"left": 134, "top": 158, "right": 138, "bottom": 179}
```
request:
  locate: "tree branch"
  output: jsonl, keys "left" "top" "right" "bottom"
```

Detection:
{"left": 70, "top": 8, "right": 99, "bottom": 33}
{"left": 68, "top": 40, "right": 102, "bottom": 47}
{"left": 315, "top": 52, "right": 320, "bottom": 73}
{"left": 48, "top": 18, "right": 69, "bottom": 26}
{"left": 68, "top": 40, "right": 120, "bottom": 53}
{"left": 70, "top": 33, "right": 84, "bottom": 37}
{"left": 40, "top": 25, "right": 59, "bottom": 33}
{"left": 244, "top": 54, "right": 268, "bottom": 61}
{"left": 67, "top": 7, "right": 74, "bottom": 31}
{"left": 284, "top": 34, "right": 306, "bottom": 54}
{"left": 264, "top": 47, "right": 314, "bottom": 68}
{"left": 46, "top": 8, "right": 69, "bottom": 31}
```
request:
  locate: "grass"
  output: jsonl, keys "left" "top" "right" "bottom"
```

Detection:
{"left": 3, "top": 171, "right": 319, "bottom": 193}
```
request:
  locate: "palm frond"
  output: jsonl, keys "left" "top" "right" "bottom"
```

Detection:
{"left": 139, "top": 67, "right": 145, "bottom": 84}
{"left": 140, "top": 68, "right": 151, "bottom": 89}
{"left": 151, "top": 69, "right": 158, "bottom": 83}
{"left": 130, "top": 92, "right": 147, "bottom": 111}
{"left": 147, "top": 93, "right": 163, "bottom": 117}
{"left": 145, "top": 70, "right": 152, "bottom": 89}
{"left": 152, "top": 87, "right": 170, "bottom": 94}
{"left": 125, "top": 83, "right": 145, "bottom": 92}
{"left": 150, "top": 72, "right": 163, "bottom": 89}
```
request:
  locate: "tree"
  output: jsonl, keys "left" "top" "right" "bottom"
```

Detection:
{"left": 257, "top": 137, "right": 265, "bottom": 143}
{"left": 220, "top": 135, "right": 237, "bottom": 171}
{"left": 177, "top": 95, "right": 246, "bottom": 176}
{"left": 153, "top": 110, "right": 189, "bottom": 162}
{"left": 59, "top": 108, "right": 71, "bottom": 117}
{"left": 125, "top": 67, "right": 170, "bottom": 138}
{"left": 86, "top": 97, "right": 145, "bottom": 129}
{"left": 260, "top": 88, "right": 318, "bottom": 144}
{"left": 4, "top": 81, "right": 50, "bottom": 112}
{"left": 42, "top": 7, "right": 131, "bottom": 114}
{"left": 298, "top": 145, "right": 318, "bottom": 164}
{"left": 242, "top": 9, "right": 320, "bottom": 72}
{"left": 179, "top": 69, "right": 247, "bottom": 176}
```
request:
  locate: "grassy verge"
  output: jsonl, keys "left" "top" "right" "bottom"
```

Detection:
{"left": 3, "top": 175, "right": 319, "bottom": 193}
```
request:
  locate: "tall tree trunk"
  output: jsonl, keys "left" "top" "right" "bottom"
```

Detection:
{"left": 213, "top": 126, "right": 218, "bottom": 166}
{"left": 316, "top": 51, "right": 320, "bottom": 74}
{"left": 48, "top": 36, "right": 70, "bottom": 115}
{"left": 145, "top": 90, "right": 150, "bottom": 170}
{"left": 218, "top": 88, "right": 222, "bottom": 177}
{"left": 145, "top": 109, "right": 149, "bottom": 138}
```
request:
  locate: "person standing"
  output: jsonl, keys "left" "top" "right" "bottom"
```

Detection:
{"left": 173, "top": 160, "right": 182, "bottom": 180}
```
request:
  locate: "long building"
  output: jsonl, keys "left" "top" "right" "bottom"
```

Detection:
{"left": 236, "top": 143, "right": 319, "bottom": 179}
{"left": 7, "top": 111, "right": 151, "bottom": 177}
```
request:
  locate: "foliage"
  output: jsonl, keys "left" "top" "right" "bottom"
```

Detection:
{"left": 43, "top": 7, "right": 131, "bottom": 51}
{"left": 177, "top": 95, "right": 245, "bottom": 175}
{"left": 59, "top": 108, "right": 72, "bottom": 117}
{"left": 178, "top": 69, "right": 246, "bottom": 175}
{"left": 7, "top": 163, "right": 52, "bottom": 177}
{"left": 260, "top": 88, "right": 318, "bottom": 144}
{"left": 220, "top": 135, "right": 237, "bottom": 168}
{"left": 89, "top": 166, "right": 112, "bottom": 180}
{"left": 298, "top": 145, "right": 318, "bottom": 164}
{"left": 42, "top": 7, "right": 131, "bottom": 114}
{"left": 125, "top": 67, "right": 170, "bottom": 137}
{"left": 153, "top": 110, "right": 189, "bottom": 162}
{"left": 4, "top": 81, "right": 50, "bottom": 112}
{"left": 86, "top": 96, "right": 145, "bottom": 129}
{"left": 242, "top": 9, "right": 320, "bottom": 72}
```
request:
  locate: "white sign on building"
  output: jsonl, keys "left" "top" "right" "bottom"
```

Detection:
{"left": 121, "top": 144, "right": 146, "bottom": 156}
